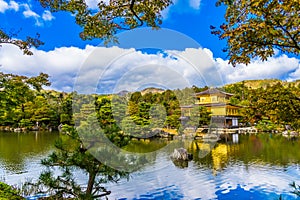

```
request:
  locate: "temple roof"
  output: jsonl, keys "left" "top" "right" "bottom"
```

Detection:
{"left": 180, "top": 105, "right": 195, "bottom": 108}
{"left": 195, "top": 88, "right": 234, "bottom": 96}
{"left": 198, "top": 103, "right": 242, "bottom": 108}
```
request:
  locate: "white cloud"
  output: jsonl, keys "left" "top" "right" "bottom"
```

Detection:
{"left": 85, "top": 0, "right": 99, "bottom": 9}
{"left": 22, "top": 4, "right": 55, "bottom": 26}
{"left": 286, "top": 63, "right": 300, "bottom": 81}
{"left": 42, "top": 10, "right": 55, "bottom": 21}
{"left": 9, "top": 0, "right": 18, "bottom": 11}
{"left": 85, "top": 0, "right": 110, "bottom": 9}
{"left": 189, "top": 0, "right": 201, "bottom": 10}
{"left": 106, "top": 54, "right": 193, "bottom": 93}
{"left": 0, "top": 0, "right": 18, "bottom": 13}
{"left": 0, "top": 0, "right": 8, "bottom": 13}
{"left": 23, "top": 4, "right": 39, "bottom": 18}
{"left": 216, "top": 55, "right": 300, "bottom": 84}
{"left": 0, "top": 45, "right": 216, "bottom": 93}
{"left": 0, "top": 2, "right": 55, "bottom": 26}
{"left": 167, "top": 48, "right": 223, "bottom": 86}
{"left": 22, "top": 4, "right": 42, "bottom": 26}
{"left": 162, "top": 0, "right": 202, "bottom": 19}
{"left": 0, "top": 44, "right": 299, "bottom": 93}
{"left": 0, "top": 45, "right": 131, "bottom": 93}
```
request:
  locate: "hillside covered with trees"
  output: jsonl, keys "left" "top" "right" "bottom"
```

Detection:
{"left": 224, "top": 80, "right": 300, "bottom": 130}
{"left": 0, "top": 72, "right": 210, "bottom": 133}
{"left": 1, "top": 72, "right": 300, "bottom": 132}
{"left": 0, "top": 72, "right": 73, "bottom": 131}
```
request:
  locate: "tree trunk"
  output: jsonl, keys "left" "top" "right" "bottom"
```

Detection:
{"left": 86, "top": 172, "right": 96, "bottom": 197}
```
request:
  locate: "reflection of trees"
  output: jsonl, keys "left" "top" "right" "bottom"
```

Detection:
{"left": 124, "top": 138, "right": 169, "bottom": 153}
{"left": 0, "top": 132, "right": 58, "bottom": 172}
{"left": 188, "top": 134, "right": 300, "bottom": 175}
{"left": 124, "top": 139, "right": 196, "bottom": 169}
{"left": 231, "top": 134, "right": 300, "bottom": 166}
{"left": 121, "top": 138, "right": 170, "bottom": 168}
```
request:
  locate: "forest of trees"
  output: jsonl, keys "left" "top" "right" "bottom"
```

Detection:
{"left": 224, "top": 80, "right": 300, "bottom": 130}
{"left": 0, "top": 72, "right": 73, "bottom": 130}
{"left": 0, "top": 72, "right": 211, "bottom": 133}
{"left": 2, "top": 72, "right": 300, "bottom": 132}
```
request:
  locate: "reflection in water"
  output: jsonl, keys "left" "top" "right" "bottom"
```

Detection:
{"left": 211, "top": 144, "right": 229, "bottom": 175}
{"left": 124, "top": 138, "right": 170, "bottom": 153}
{"left": 0, "top": 132, "right": 300, "bottom": 199}
{"left": 0, "top": 131, "right": 59, "bottom": 183}
{"left": 190, "top": 134, "right": 300, "bottom": 173}
{"left": 129, "top": 185, "right": 185, "bottom": 200}
{"left": 108, "top": 134, "right": 300, "bottom": 199}
{"left": 232, "top": 133, "right": 239, "bottom": 143}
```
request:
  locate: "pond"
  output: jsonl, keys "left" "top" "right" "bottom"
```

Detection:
{"left": 0, "top": 131, "right": 300, "bottom": 199}
{"left": 0, "top": 131, "right": 59, "bottom": 185}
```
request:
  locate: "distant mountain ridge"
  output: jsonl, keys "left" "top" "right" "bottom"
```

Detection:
{"left": 116, "top": 79, "right": 300, "bottom": 96}
{"left": 225, "top": 79, "right": 300, "bottom": 89}
{"left": 140, "top": 87, "right": 165, "bottom": 95}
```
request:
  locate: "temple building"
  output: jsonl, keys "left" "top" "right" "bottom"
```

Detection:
{"left": 181, "top": 88, "right": 241, "bottom": 128}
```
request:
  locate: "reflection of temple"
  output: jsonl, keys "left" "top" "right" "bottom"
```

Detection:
{"left": 189, "top": 140, "right": 229, "bottom": 175}
{"left": 211, "top": 144, "right": 229, "bottom": 175}
{"left": 181, "top": 88, "right": 241, "bottom": 128}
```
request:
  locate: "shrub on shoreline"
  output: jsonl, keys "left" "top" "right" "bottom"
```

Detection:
{"left": 0, "top": 182, "right": 24, "bottom": 200}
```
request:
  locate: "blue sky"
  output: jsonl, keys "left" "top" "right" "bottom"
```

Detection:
{"left": 0, "top": 0, "right": 299, "bottom": 93}
{"left": 0, "top": 0, "right": 226, "bottom": 55}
